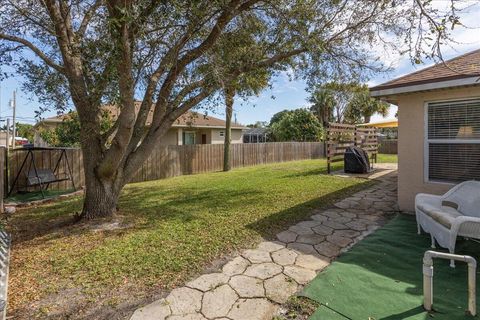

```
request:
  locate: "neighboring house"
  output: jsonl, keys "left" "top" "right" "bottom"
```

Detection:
{"left": 370, "top": 48, "right": 480, "bottom": 211}
{"left": 243, "top": 127, "right": 269, "bottom": 143}
{"left": 0, "top": 131, "right": 29, "bottom": 147}
{"left": 35, "top": 104, "right": 246, "bottom": 146}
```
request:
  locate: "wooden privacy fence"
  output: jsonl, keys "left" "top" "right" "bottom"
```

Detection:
{"left": 378, "top": 139, "right": 398, "bottom": 154}
{"left": 7, "top": 148, "right": 84, "bottom": 195}
{"left": 6, "top": 142, "right": 325, "bottom": 195}
{"left": 326, "top": 123, "right": 378, "bottom": 173}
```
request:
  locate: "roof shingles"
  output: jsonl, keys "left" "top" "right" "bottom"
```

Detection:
{"left": 370, "top": 49, "right": 480, "bottom": 91}
{"left": 41, "top": 102, "right": 245, "bottom": 129}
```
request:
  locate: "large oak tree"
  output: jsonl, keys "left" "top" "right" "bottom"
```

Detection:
{"left": 0, "top": 0, "right": 467, "bottom": 219}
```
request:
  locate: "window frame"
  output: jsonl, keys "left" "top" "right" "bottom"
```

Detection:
{"left": 183, "top": 131, "right": 196, "bottom": 145}
{"left": 424, "top": 97, "right": 480, "bottom": 184}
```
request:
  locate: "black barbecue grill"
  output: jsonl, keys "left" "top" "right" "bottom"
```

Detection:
{"left": 344, "top": 146, "right": 370, "bottom": 174}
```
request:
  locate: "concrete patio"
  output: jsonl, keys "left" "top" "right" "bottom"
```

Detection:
{"left": 130, "top": 164, "right": 398, "bottom": 320}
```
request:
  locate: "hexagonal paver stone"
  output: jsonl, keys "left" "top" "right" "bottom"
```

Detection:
{"left": 338, "top": 211, "right": 357, "bottom": 219}
{"left": 333, "top": 229, "right": 360, "bottom": 239}
{"left": 296, "top": 220, "right": 321, "bottom": 228}
{"left": 296, "top": 234, "right": 325, "bottom": 245}
{"left": 312, "top": 225, "right": 333, "bottom": 236}
{"left": 166, "top": 287, "right": 203, "bottom": 315}
{"left": 276, "top": 230, "right": 297, "bottom": 243}
{"left": 356, "top": 218, "right": 377, "bottom": 226}
{"left": 327, "top": 235, "right": 353, "bottom": 247}
{"left": 223, "top": 256, "right": 250, "bottom": 276}
{"left": 288, "top": 225, "right": 314, "bottom": 235}
{"left": 314, "top": 241, "right": 341, "bottom": 258}
{"left": 242, "top": 249, "right": 272, "bottom": 264}
{"left": 330, "top": 216, "right": 352, "bottom": 224}
{"left": 322, "top": 210, "right": 341, "bottom": 219}
{"left": 186, "top": 273, "right": 229, "bottom": 292}
{"left": 345, "top": 221, "right": 368, "bottom": 231}
{"left": 264, "top": 274, "right": 298, "bottom": 304}
{"left": 168, "top": 314, "right": 207, "bottom": 320}
{"left": 310, "top": 214, "right": 328, "bottom": 222}
{"left": 227, "top": 298, "right": 276, "bottom": 320}
{"left": 130, "top": 298, "right": 171, "bottom": 320}
{"left": 229, "top": 275, "right": 265, "bottom": 298}
{"left": 322, "top": 220, "right": 348, "bottom": 230}
{"left": 271, "top": 248, "right": 297, "bottom": 266}
{"left": 257, "top": 241, "right": 284, "bottom": 252}
{"left": 287, "top": 242, "right": 316, "bottom": 255}
{"left": 334, "top": 201, "right": 351, "bottom": 209}
{"left": 283, "top": 265, "right": 317, "bottom": 285}
{"left": 244, "top": 263, "right": 283, "bottom": 280}
{"left": 295, "top": 254, "right": 329, "bottom": 271}
{"left": 202, "top": 284, "right": 238, "bottom": 319}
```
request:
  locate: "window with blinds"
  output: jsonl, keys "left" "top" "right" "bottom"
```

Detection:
{"left": 426, "top": 99, "right": 480, "bottom": 183}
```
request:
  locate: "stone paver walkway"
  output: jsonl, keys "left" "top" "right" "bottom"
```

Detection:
{"left": 130, "top": 165, "right": 398, "bottom": 320}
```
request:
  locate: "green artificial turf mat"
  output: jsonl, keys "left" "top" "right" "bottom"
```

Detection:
{"left": 302, "top": 214, "right": 480, "bottom": 320}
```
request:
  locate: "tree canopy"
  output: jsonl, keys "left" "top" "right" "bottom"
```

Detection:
{"left": 0, "top": 0, "right": 471, "bottom": 219}
{"left": 309, "top": 88, "right": 336, "bottom": 128}
{"left": 15, "top": 123, "right": 35, "bottom": 142}
{"left": 270, "top": 109, "right": 323, "bottom": 142}
{"left": 38, "top": 111, "right": 112, "bottom": 147}
{"left": 344, "top": 86, "right": 390, "bottom": 124}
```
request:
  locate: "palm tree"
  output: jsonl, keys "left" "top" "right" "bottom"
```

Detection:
{"left": 345, "top": 90, "right": 389, "bottom": 124}
{"left": 309, "top": 89, "right": 336, "bottom": 128}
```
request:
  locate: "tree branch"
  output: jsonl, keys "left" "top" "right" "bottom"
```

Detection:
{"left": 77, "top": 0, "right": 103, "bottom": 37}
{"left": 0, "top": 33, "right": 65, "bottom": 73}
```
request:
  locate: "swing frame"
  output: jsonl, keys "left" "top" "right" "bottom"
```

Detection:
{"left": 7, "top": 147, "right": 76, "bottom": 199}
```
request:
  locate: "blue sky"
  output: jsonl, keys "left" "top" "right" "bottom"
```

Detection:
{"left": 0, "top": 2, "right": 479, "bottom": 126}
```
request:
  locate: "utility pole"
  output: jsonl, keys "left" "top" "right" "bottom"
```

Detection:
{"left": 5, "top": 118, "right": 9, "bottom": 151}
{"left": 11, "top": 90, "right": 16, "bottom": 149}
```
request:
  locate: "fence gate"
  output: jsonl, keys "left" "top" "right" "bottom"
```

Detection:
{"left": 326, "top": 123, "right": 378, "bottom": 173}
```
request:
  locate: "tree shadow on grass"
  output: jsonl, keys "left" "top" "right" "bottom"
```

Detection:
{"left": 120, "top": 186, "right": 262, "bottom": 224}
{"left": 246, "top": 179, "right": 374, "bottom": 240}
{"left": 7, "top": 185, "right": 263, "bottom": 246}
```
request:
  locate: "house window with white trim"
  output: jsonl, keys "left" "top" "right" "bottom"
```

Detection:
{"left": 426, "top": 99, "right": 480, "bottom": 183}
{"left": 183, "top": 131, "right": 196, "bottom": 145}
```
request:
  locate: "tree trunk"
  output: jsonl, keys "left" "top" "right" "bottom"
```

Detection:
{"left": 223, "top": 85, "right": 235, "bottom": 172}
{"left": 78, "top": 125, "right": 123, "bottom": 220}
{"left": 81, "top": 174, "right": 120, "bottom": 219}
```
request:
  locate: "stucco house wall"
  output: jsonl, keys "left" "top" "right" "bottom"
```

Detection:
{"left": 397, "top": 86, "right": 480, "bottom": 211}
{"left": 35, "top": 111, "right": 245, "bottom": 146}
{"left": 210, "top": 128, "right": 243, "bottom": 144}
{"left": 157, "top": 127, "right": 243, "bottom": 145}
{"left": 159, "top": 128, "right": 179, "bottom": 145}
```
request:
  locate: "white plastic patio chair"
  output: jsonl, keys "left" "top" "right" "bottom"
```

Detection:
{"left": 415, "top": 180, "right": 480, "bottom": 267}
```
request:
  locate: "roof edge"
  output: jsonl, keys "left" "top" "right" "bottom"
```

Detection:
{"left": 370, "top": 76, "right": 480, "bottom": 98}
{"left": 370, "top": 49, "right": 480, "bottom": 91}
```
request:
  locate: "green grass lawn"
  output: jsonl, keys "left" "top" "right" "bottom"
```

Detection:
{"left": 6, "top": 189, "right": 75, "bottom": 203}
{"left": 377, "top": 153, "right": 398, "bottom": 163}
{"left": 7, "top": 159, "right": 373, "bottom": 319}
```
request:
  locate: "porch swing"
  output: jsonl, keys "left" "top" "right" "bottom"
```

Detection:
{"left": 8, "top": 147, "right": 76, "bottom": 199}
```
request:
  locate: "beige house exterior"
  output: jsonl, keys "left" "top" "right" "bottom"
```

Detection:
{"left": 35, "top": 108, "right": 245, "bottom": 146}
{"left": 370, "top": 49, "right": 480, "bottom": 211}
{"left": 159, "top": 123, "right": 244, "bottom": 145}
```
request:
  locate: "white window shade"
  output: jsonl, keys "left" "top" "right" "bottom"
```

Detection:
{"left": 427, "top": 99, "right": 480, "bottom": 183}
